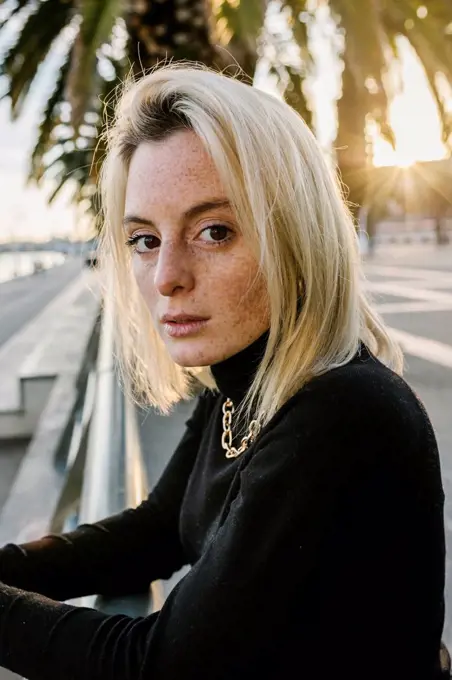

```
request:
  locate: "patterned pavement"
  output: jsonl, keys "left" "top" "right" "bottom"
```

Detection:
{"left": 364, "top": 244, "right": 452, "bottom": 649}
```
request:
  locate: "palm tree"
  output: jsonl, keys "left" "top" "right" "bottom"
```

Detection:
{"left": 330, "top": 0, "right": 452, "bottom": 223}
{"left": 2, "top": 0, "right": 452, "bottom": 232}
{"left": 266, "top": 0, "right": 452, "bottom": 230}
{"left": 0, "top": 0, "right": 311, "bottom": 226}
{"left": 0, "top": 0, "right": 268, "bottom": 225}
{"left": 0, "top": 0, "right": 315, "bottom": 221}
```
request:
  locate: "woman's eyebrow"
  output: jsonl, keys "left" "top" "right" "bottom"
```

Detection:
{"left": 123, "top": 198, "right": 231, "bottom": 229}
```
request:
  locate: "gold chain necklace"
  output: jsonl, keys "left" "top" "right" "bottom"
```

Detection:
{"left": 221, "top": 398, "right": 262, "bottom": 459}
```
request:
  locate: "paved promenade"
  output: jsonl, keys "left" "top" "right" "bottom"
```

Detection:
{"left": 364, "top": 244, "right": 452, "bottom": 649}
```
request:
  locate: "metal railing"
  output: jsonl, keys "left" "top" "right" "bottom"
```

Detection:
{"left": 0, "top": 287, "right": 164, "bottom": 618}
{"left": 66, "top": 296, "right": 164, "bottom": 616}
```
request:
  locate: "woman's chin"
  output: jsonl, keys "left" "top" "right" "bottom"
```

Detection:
{"left": 166, "top": 339, "right": 216, "bottom": 368}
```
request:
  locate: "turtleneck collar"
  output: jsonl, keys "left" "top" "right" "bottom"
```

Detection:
{"left": 210, "top": 331, "right": 269, "bottom": 405}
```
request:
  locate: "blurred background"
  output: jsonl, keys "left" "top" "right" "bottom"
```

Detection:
{"left": 0, "top": 0, "right": 452, "bottom": 674}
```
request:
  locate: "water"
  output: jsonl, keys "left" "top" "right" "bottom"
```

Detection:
{"left": 0, "top": 251, "right": 66, "bottom": 284}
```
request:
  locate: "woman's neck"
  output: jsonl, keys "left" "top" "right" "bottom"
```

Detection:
{"left": 210, "top": 331, "right": 269, "bottom": 405}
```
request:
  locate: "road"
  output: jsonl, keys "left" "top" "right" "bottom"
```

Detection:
{"left": 0, "top": 258, "right": 83, "bottom": 350}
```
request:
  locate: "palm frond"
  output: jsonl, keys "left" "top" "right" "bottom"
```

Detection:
{"left": 212, "top": 0, "right": 265, "bottom": 78}
{"left": 35, "top": 55, "right": 124, "bottom": 219}
{"left": 0, "top": 0, "right": 36, "bottom": 30}
{"left": 215, "top": 0, "right": 265, "bottom": 44}
{"left": 0, "top": 0, "right": 74, "bottom": 115}
{"left": 385, "top": 0, "right": 452, "bottom": 82}
{"left": 89, "top": 57, "right": 125, "bottom": 186}
{"left": 394, "top": 29, "right": 452, "bottom": 146}
{"left": 46, "top": 149, "right": 93, "bottom": 203}
{"left": 30, "top": 49, "right": 73, "bottom": 182}
{"left": 66, "top": 0, "right": 121, "bottom": 130}
{"left": 383, "top": 0, "right": 452, "bottom": 146}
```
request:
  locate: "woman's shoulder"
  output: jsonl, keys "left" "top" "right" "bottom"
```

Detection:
{"left": 301, "top": 344, "right": 423, "bottom": 416}
{"left": 261, "top": 344, "right": 435, "bottom": 458}
{"left": 241, "top": 346, "right": 442, "bottom": 504}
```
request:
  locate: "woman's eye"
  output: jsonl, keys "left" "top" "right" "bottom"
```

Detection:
{"left": 126, "top": 226, "right": 232, "bottom": 252}
{"left": 126, "top": 234, "right": 160, "bottom": 253}
{"left": 199, "top": 225, "right": 232, "bottom": 243}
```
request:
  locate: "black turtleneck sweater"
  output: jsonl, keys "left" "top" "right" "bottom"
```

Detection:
{"left": 0, "top": 337, "right": 447, "bottom": 679}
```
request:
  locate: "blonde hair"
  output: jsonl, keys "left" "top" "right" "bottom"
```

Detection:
{"left": 99, "top": 61, "right": 403, "bottom": 428}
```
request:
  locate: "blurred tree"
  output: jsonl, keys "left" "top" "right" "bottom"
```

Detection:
{"left": 0, "top": 0, "right": 314, "bottom": 227}
{"left": 0, "top": 0, "right": 268, "bottom": 224}
{"left": 329, "top": 0, "right": 452, "bottom": 224}
{"left": 270, "top": 0, "right": 452, "bottom": 231}
{"left": 1, "top": 0, "right": 452, "bottom": 233}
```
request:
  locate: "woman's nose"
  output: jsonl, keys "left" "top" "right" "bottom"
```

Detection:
{"left": 153, "top": 242, "right": 195, "bottom": 297}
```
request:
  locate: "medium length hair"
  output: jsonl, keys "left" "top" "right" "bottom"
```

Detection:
{"left": 99, "top": 61, "right": 403, "bottom": 427}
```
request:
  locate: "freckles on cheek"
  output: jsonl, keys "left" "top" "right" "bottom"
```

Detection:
{"left": 231, "top": 264, "right": 266, "bottom": 303}
{"left": 232, "top": 272, "right": 270, "bottom": 326}
{"left": 220, "top": 273, "right": 265, "bottom": 326}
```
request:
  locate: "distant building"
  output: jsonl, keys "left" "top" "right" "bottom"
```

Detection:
{"left": 0, "top": 238, "right": 92, "bottom": 254}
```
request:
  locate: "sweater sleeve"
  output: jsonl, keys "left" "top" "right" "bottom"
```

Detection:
{"left": 0, "top": 392, "right": 210, "bottom": 602}
{"left": 0, "top": 366, "right": 445, "bottom": 680}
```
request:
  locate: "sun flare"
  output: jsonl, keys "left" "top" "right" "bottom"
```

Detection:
{"left": 371, "top": 38, "right": 448, "bottom": 168}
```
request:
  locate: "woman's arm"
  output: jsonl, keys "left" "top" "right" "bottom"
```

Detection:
{"left": 0, "top": 392, "right": 212, "bottom": 602}
{"left": 0, "top": 364, "right": 445, "bottom": 679}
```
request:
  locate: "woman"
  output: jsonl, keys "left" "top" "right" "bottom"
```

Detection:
{"left": 0, "top": 63, "right": 449, "bottom": 679}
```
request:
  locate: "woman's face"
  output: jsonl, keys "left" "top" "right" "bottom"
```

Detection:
{"left": 124, "top": 130, "right": 270, "bottom": 367}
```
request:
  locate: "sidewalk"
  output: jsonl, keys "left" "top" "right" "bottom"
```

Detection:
{"left": 365, "top": 243, "right": 452, "bottom": 270}
{"left": 364, "top": 246, "right": 452, "bottom": 649}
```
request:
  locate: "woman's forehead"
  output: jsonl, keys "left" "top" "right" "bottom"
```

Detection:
{"left": 125, "top": 136, "right": 225, "bottom": 213}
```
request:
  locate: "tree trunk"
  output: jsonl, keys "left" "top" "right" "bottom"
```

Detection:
{"left": 434, "top": 215, "right": 450, "bottom": 245}
{"left": 124, "top": 0, "right": 258, "bottom": 77}
{"left": 334, "top": 60, "right": 369, "bottom": 227}
{"left": 124, "top": 0, "right": 216, "bottom": 72}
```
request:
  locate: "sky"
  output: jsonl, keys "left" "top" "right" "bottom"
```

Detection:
{"left": 371, "top": 38, "right": 448, "bottom": 167}
{"left": 0, "top": 2, "right": 449, "bottom": 243}
{"left": 0, "top": 99, "right": 79, "bottom": 243}
{"left": 0, "top": 4, "right": 82, "bottom": 244}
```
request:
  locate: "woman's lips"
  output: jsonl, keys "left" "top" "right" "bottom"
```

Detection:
{"left": 162, "top": 318, "right": 209, "bottom": 338}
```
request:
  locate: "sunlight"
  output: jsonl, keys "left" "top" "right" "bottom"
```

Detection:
{"left": 371, "top": 38, "right": 448, "bottom": 168}
{"left": 396, "top": 157, "right": 415, "bottom": 169}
